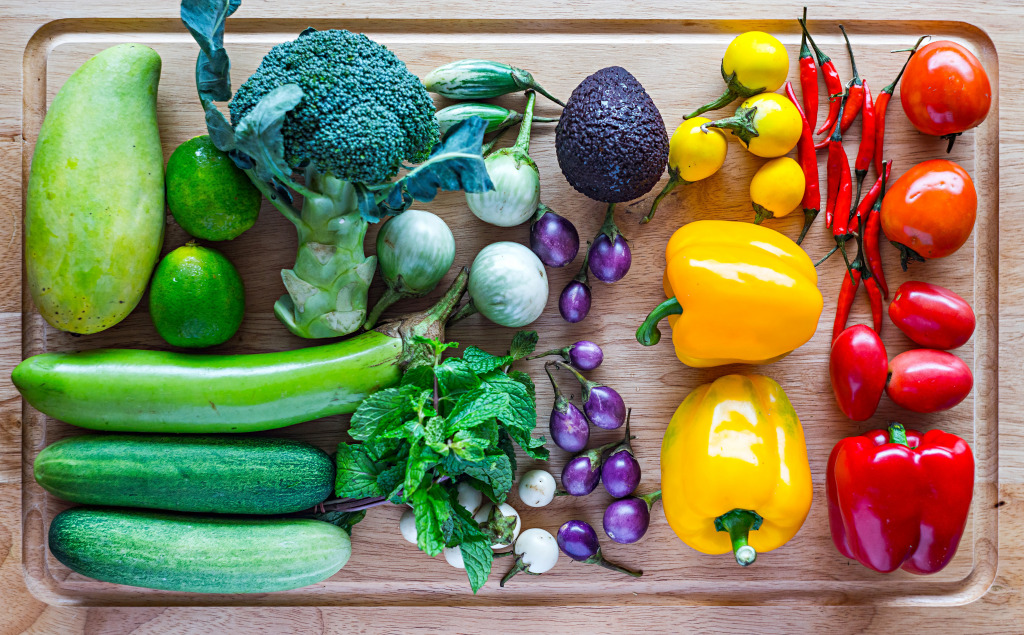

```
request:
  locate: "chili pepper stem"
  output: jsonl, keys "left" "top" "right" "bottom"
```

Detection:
{"left": 636, "top": 296, "right": 683, "bottom": 346}
{"left": 643, "top": 168, "right": 688, "bottom": 224}
{"left": 796, "top": 208, "right": 819, "bottom": 245}
{"left": 583, "top": 549, "right": 643, "bottom": 577}
{"left": 703, "top": 106, "right": 759, "bottom": 146}
{"left": 715, "top": 508, "right": 764, "bottom": 567}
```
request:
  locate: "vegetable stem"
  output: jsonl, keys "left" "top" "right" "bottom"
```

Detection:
{"left": 635, "top": 297, "right": 683, "bottom": 346}
{"left": 714, "top": 508, "right": 763, "bottom": 567}
{"left": 364, "top": 287, "right": 404, "bottom": 329}
{"left": 513, "top": 91, "right": 537, "bottom": 155}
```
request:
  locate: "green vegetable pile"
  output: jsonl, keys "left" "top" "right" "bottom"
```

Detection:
{"left": 181, "top": 0, "right": 493, "bottom": 338}
{"left": 331, "top": 331, "right": 546, "bottom": 592}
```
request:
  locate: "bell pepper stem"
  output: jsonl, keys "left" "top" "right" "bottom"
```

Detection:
{"left": 714, "top": 508, "right": 764, "bottom": 567}
{"left": 703, "top": 105, "right": 759, "bottom": 146}
{"left": 888, "top": 422, "right": 909, "bottom": 447}
{"left": 636, "top": 297, "right": 683, "bottom": 346}
{"left": 641, "top": 489, "right": 663, "bottom": 510}
{"left": 583, "top": 549, "right": 643, "bottom": 578}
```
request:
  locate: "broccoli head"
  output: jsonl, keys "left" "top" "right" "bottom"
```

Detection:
{"left": 229, "top": 29, "right": 439, "bottom": 184}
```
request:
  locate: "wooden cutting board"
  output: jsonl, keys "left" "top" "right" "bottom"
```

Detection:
{"left": 2, "top": 0, "right": 1024, "bottom": 631}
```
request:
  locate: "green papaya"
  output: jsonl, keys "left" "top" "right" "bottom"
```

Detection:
{"left": 26, "top": 43, "right": 165, "bottom": 334}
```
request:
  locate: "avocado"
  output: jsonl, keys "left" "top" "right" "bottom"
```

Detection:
{"left": 555, "top": 66, "right": 669, "bottom": 203}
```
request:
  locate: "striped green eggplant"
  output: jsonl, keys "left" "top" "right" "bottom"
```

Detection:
{"left": 436, "top": 102, "right": 558, "bottom": 137}
{"left": 423, "top": 59, "right": 565, "bottom": 106}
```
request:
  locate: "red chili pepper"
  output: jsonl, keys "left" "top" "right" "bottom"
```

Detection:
{"left": 800, "top": 18, "right": 844, "bottom": 136}
{"left": 852, "top": 160, "right": 891, "bottom": 224}
{"left": 833, "top": 150, "right": 853, "bottom": 237}
{"left": 823, "top": 93, "right": 848, "bottom": 228}
{"left": 832, "top": 264, "right": 861, "bottom": 342}
{"left": 863, "top": 161, "right": 892, "bottom": 299}
{"left": 798, "top": 8, "right": 818, "bottom": 132}
{"left": 863, "top": 276, "right": 883, "bottom": 333}
{"left": 853, "top": 80, "right": 875, "bottom": 202}
{"left": 826, "top": 423, "right": 974, "bottom": 575}
{"left": 838, "top": 25, "right": 865, "bottom": 133}
{"left": 874, "top": 36, "right": 929, "bottom": 176}
{"left": 785, "top": 81, "right": 819, "bottom": 245}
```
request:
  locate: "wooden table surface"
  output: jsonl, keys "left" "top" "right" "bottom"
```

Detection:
{"left": 2, "top": 0, "right": 1023, "bottom": 632}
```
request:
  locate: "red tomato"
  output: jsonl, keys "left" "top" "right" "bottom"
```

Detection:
{"left": 900, "top": 40, "right": 991, "bottom": 146}
{"left": 889, "top": 281, "right": 975, "bottom": 349}
{"left": 880, "top": 159, "right": 976, "bottom": 264}
{"left": 886, "top": 349, "right": 973, "bottom": 413}
{"left": 829, "top": 325, "right": 888, "bottom": 421}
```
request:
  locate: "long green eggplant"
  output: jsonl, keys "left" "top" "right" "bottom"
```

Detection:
{"left": 26, "top": 43, "right": 165, "bottom": 334}
{"left": 13, "top": 270, "right": 467, "bottom": 433}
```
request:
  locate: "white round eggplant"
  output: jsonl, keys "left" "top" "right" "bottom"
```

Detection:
{"left": 399, "top": 507, "right": 418, "bottom": 545}
{"left": 467, "top": 152, "right": 540, "bottom": 227}
{"left": 468, "top": 242, "right": 548, "bottom": 328}
{"left": 457, "top": 481, "right": 483, "bottom": 515}
{"left": 443, "top": 545, "right": 465, "bottom": 569}
{"left": 518, "top": 469, "right": 556, "bottom": 508}
{"left": 474, "top": 502, "right": 522, "bottom": 550}
{"left": 514, "top": 528, "right": 559, "bottom": 574}
{"left": 376, "top": 209, "right": 456, "bottom": 295}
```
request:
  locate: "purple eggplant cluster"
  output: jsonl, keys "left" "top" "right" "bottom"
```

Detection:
{"left": 556, "top": 204, "right": 633, "bottom": 324}
{"left": 543, "top": 353, "right": 626, "bottom": 454}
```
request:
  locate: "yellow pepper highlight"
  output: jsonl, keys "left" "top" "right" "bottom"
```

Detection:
{"left": 636, "top": 220, "right": 822, "bottom": 368}
{"left": 661, "top": 374, "right": 812, "bottom": 566}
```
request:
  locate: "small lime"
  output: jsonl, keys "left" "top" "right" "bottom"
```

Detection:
{"left": 166, "top": 134, "right": 261, "bottom": 241}
{"left": 149, "top": 243, "right": 245, "bottom": 348}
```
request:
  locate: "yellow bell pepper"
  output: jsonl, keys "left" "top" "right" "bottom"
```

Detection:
{"left": 636, "top": 220, "right": 822, "bottom": 368}
{"left": 661, "top": 374, "right": 812, "bottom": 566}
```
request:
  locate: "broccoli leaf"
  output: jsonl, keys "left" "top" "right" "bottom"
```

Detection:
{"left": 358, "top": 117, "right": 493, "bottom": 222}
{"left": 180, "top": 0, "right": 238, "bottom": 103}
{"left": 233, "top": 83, "right": 304, "bottom": 185}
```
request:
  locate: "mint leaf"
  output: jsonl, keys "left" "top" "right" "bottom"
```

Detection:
{"left": 436, "top": 358, "right": 481, "bottom": 399}
{"left": 334, "top": 443, "right": 385, "bottom": 498}
{"left": 376, "top": 464, "right": 405, "bottom": 499}
{"left": 508, "top": 370, "right": 536, "bottom": 400}
{"left": 400, "top": 364, "right": 434, "bottom": 390}
{"left": 509, "top": 331, "right": 539, "bottom": 360}
{"left": 444, "top": 388, "right": 509, "bottom": 436}
{"left": 349, "top": 385, "right": 425, "bottom": 441}
{"left": 496, "top": 429, "right": 518, "bottom": 474}
{"left": 410, "top": 483, "right": 450, "bottom": 557}
{"left": 404, "top": 440, "right": 441, "bottom": 498}
{"left": 316, "top": 510, "right": 366, "bottom": 536}
{"left": 462, "top": 346, "right": 510, "bottom": 375}
{"left": 462, "top": 452, "right": 513, "bottom": 502}
{"left": 460, "top": 538, "right": 493, "bottom": 594}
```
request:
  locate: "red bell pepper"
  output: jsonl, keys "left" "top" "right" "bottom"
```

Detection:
{"left": 826, "top": 423, "right": 974, "bottom": 574}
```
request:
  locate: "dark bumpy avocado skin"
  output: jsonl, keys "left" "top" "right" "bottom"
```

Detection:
{"left": 555, "top": 66, "right": 669, "bottom": 203}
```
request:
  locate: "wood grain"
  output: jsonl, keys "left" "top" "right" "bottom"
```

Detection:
{"left": 1, "top": 0, "right": 1023, "bottom": 631}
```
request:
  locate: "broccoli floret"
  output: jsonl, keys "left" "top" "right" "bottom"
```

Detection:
{"left": 229, "top": 29, "right": 439, "bottom": 184}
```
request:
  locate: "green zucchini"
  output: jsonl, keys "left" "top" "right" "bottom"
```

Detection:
{"left": 49, "top": 508, "right": 350, "bottom": 593}
{"left": 35, "top": 434, "right": 333, "bottom": 514}
{"left": 26, "top": 43, "right": 165, "bottom": 334}
{"left": 13, "top": 270, "right": 467, "bottom": 433}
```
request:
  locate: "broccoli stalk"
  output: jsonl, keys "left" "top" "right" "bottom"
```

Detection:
{"left": 180, "top": 1, "right": 492, "bottom": 338}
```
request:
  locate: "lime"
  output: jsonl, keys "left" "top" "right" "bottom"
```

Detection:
{"left": 149, "top": 243, "right": 245, "bottom": 348}
{"left": 166, "top": 135, "right": 261, "bottom": 241}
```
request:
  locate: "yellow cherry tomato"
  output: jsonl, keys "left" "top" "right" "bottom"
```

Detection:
{"left": 750, "top": 157, "right": 805, "bottom": 224}
{"left": 644, "top": 118, "right": 728, "bottom": 223}
{"left": 686, "top": 31, "right": 790, "bottom": 119}
{"left": 706, "top": 93, "right": 802, "bottom": 158}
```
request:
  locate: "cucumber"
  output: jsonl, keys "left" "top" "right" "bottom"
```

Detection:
{"left": 49, "top": 508, "right": 350, "bottom": 593}
{"left": 34, "top": 435, "right": 334, "bottom": 514}
{"left": 13, "top": 269, "right": 468, "bottom": 434}
{"left": 26, "top": 43, "right": 165, "bottom": 334}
